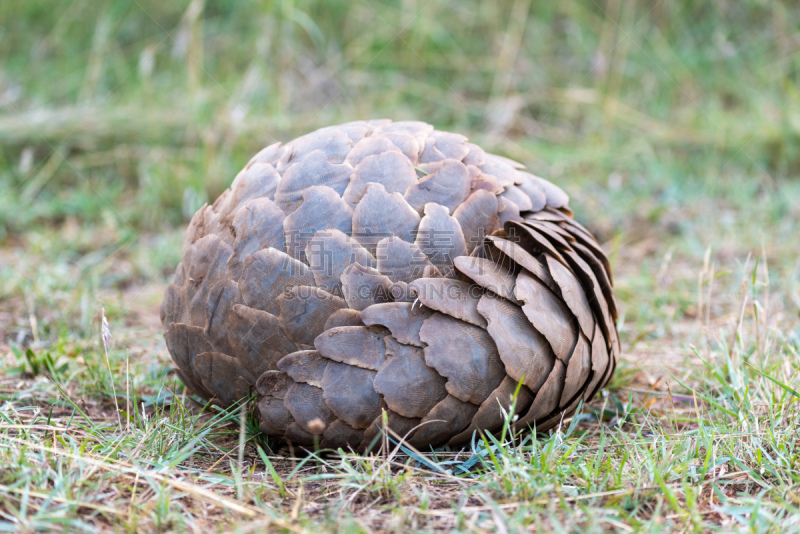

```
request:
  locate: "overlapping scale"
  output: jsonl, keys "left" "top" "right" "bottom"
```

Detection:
{"left": 162, "top": 119, "right": 618, "bottom": 452}
{"left": 352, "top": 183, "right": 420, "bottom": 254}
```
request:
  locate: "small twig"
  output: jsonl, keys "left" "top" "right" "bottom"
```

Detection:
{"left": 101, "top": 308, "right": 122, "bottom": 428}
{"left": 0, "top": 434, "right": 298, "bottom": 528}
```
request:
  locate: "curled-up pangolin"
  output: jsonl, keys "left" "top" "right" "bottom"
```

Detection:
{"left": 162, "top": 120, "right": 619, "bottom": 451}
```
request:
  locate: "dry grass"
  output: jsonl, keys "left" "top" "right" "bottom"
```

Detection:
{"left": 2, "top": 0, "right": 800, "bottom": 531}
{"left": 1, "top": 203, "right": 798, "bottom": 532}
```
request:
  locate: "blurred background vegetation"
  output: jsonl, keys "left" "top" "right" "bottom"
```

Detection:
{"left": 2, "top": 3, "right": 800, "bottom": 530}
{"left": 0, "top": 0, "right": 798, "bottom": 346}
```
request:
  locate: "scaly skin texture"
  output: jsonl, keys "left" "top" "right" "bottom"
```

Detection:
{"left": 161, "top": 120, "right": 619, "bottom": 451}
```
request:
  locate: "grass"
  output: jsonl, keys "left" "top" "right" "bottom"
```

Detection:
{"left": 1, "top": 0, "right": 800, "bottom": 531}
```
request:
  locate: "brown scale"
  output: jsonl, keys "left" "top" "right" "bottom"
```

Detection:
{"left": 161, "top": 120, "right": 619, "bottom": 452}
